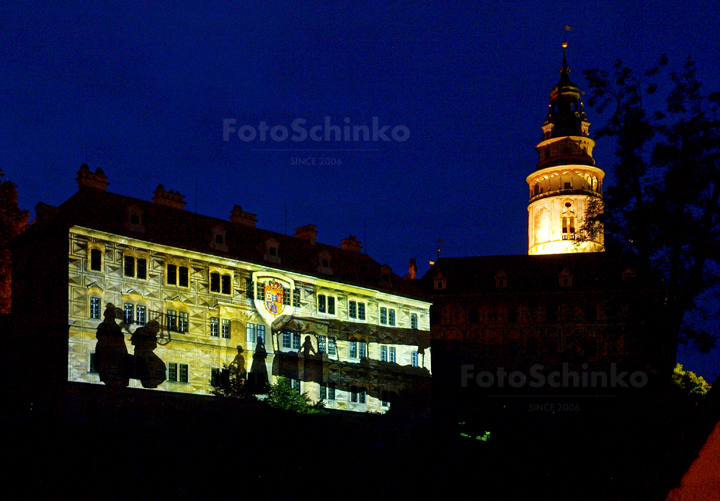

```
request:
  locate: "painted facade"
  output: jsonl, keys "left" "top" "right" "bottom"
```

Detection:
{"left": 14, "top": 166, "right": 432, "bottom": 414}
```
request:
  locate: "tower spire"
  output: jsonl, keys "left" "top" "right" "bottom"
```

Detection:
{"left": 561, "top": 41, "right": 569, "bottom": 76}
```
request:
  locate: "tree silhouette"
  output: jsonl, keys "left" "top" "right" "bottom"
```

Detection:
{"left": 580, "top": 57, "right": 720, "bottom": 365}
{"left": 0, "top": 171, "right": 29, "bottom": 314}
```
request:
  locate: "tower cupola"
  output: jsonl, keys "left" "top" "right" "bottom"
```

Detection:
{"left": 526, "top": 43, "right": 605, "bottom": 255}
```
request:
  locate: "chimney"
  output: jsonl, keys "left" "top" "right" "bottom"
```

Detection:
{"left": 405, "top": 258, "right": 417, "bottom": 280}
{"left": 230, "top": 205, "right": 257, "bottom": 227}
{"left": 153, "top": 184, "right": 186, "bottom": 210}
{"left": 294, "top": 224, "right": 318, "bottom": 244}
{"left": 76, "top": 164, "right": 109, "bottom": 191}
{"left": 341, "top": 236, "right": 362, "bottom": 253}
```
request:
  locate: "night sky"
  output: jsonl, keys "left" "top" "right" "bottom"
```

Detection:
{"left": 2, "top": 2, "right": 719, "bottom": 378}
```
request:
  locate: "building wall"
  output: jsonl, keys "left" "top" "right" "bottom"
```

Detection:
{"left": 67, "top": 226, "right": 431, "bottom": 413}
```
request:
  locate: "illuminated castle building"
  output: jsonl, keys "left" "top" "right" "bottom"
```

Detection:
{"left": 9, "top": 165, "right": 431, "bottom": 414}
{"left": 527, "top": 43, "right": 605, "bottom": 255}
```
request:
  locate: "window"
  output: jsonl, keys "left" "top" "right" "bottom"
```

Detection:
{"left": 89, "top": 352, "right": 97, "bottom": 373}
{"left": 137, "top": 258, "right": 147, "bottom": 279}
{"left": 411, "top": 351, "right": 419, "bottom": 367}
{"left": 222, "top": 319, "right": 231, "bottom": 339}
{"left": 410, "top": 313, "right": 418, "bottom": 329}
{"left": 327, "top": 382, "right": 336, "bottom": 400}
{"left": 245, "top": 279, "right": 254, "bottom": 300}
{"left": 380, "top": 307, "right": 395, "bottom": 326}
{"left": 124, "top": 256, "right": 134, "bottom": 277}
{"left": 351, "top": 386, "right": 366, "bottom": 404}
{"left": 264, "top": 239, "right": 280, "bottom": 263}
{"left": 167, "top": 265, "right": 177, "bottom": 285}
{"left": 136, "top": 305, "right": 146, "bottom": 326}
{"left": 382, "top": 391, "right": 394, "bottom": 408}
{"left": 282, "top": 331, "right": 291, "bottom": 348}
{"left": 124, "top": 255, "right": 148, "bottom": 279}
{"left": 167, "top": 310, "right": 177, "bottom": 332}
{"left": 350, "top": 340, "right": 366, "bottom": 359}
{"left": 90, "top": 248, "right": 102, "bottom": 271}
{"left": 246, "top": 323, "right": 265, "bottom": 344}
{"left": 328, "top": 337, "right": 337, "bottom": 356}
{"left": 178, "top": 312, "right": 188, "bottom": 333}
{"left": 90, "top": 297, "right": 101, "bottom": 319}
{"left": 167, "top": 263, "right": 190, "bottom": 287}
{"left": 349, "top": 301, "right": 357, "bottom": 318}
{"left": 293, "top": 332, "right": 301, "bottom": 350}
{"left": 434, "top": 273, "right": 446, "bottom": 290}
{"left": 562, "top": 217, "right": 576, "bottom": 240}
{"left": 168, "top": 363, "right": 189, "bottom": 383}
{"left": 290, "top": 378, "right": 301, "bottom": 394}
{"left": 381, "top": 346, "right": 395, "bottom": 363}
{"left": 318, "top": 335, "right": 326, "bottom": 353}
{"left": 211, "top": 368, "right": 229, "bottom": 387}
{"left": 210, "top": 271, "right": 233, "bottom": 295}
{"left": 124, "top": 303, "right": 134, "bottom": 324}
{"left": 210, "top": 317, "right": 219, "bottom": 337}
{"left": 318, "top": 294, "right": 335, "bottom": 315}
{"left": 358, "top": 303, "right": 366, "bottom": 320}
{"left": 283, "top": 289, "right": 291, "bottom": 306}
{"left": 559, "top": 270, "right": 573, "bottom": 287}
{"left": 293, "top": 288, "right": 301, "bottom": 306}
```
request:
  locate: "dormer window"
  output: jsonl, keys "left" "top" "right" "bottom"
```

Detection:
{"left": 126, "top": 206, "right": 145, "bottom": 233}
{"left": 264, "top": 239, "right": 280, "bottom": 264}
{"left": 495, "top": 271, "right": 507, "bottom": 288}
{"left": 210, "top": 226, "right": 228, "bottom": 252}
{"left": 559, "top": 268, "right": 573, "bottom": 287}
{"left": 317, "top": 251, "right": 333, "bottom": 275}
{"left": 434, "top": 273, "right": 446, "bottom": 290}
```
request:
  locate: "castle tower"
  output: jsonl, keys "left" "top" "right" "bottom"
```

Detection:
{"left": 527, "top": 43, "right": 605, "bottom": 255}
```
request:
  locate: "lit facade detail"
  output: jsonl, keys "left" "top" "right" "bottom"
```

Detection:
{"left": 527, "top": 44, "right": 605, "bottom": 255}
{"left": 12, "top": 164, "right": 432, "bottom": 415}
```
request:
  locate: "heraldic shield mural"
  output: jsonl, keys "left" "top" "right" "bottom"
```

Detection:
{"left": 264, "top": 280, "right": 284, "bottom": 315}
{"left": 252, "top": 273, "right": 295, "bottom": 325}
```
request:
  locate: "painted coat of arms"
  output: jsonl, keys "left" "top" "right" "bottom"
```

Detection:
{"left": 264, "top": 280, "right": 285, "bottom": 315}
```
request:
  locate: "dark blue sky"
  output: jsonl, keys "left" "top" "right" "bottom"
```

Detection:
{"left": 2, "top": 1, "right": 719, "bottom": 378}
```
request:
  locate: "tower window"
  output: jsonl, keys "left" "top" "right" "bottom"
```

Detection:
{"left": 562, "top": 217, "right": 576, "bottom": 240}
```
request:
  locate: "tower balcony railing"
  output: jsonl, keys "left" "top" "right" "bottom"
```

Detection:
{"left": 529, "top": 187, "right": 602, "bottom": 204}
